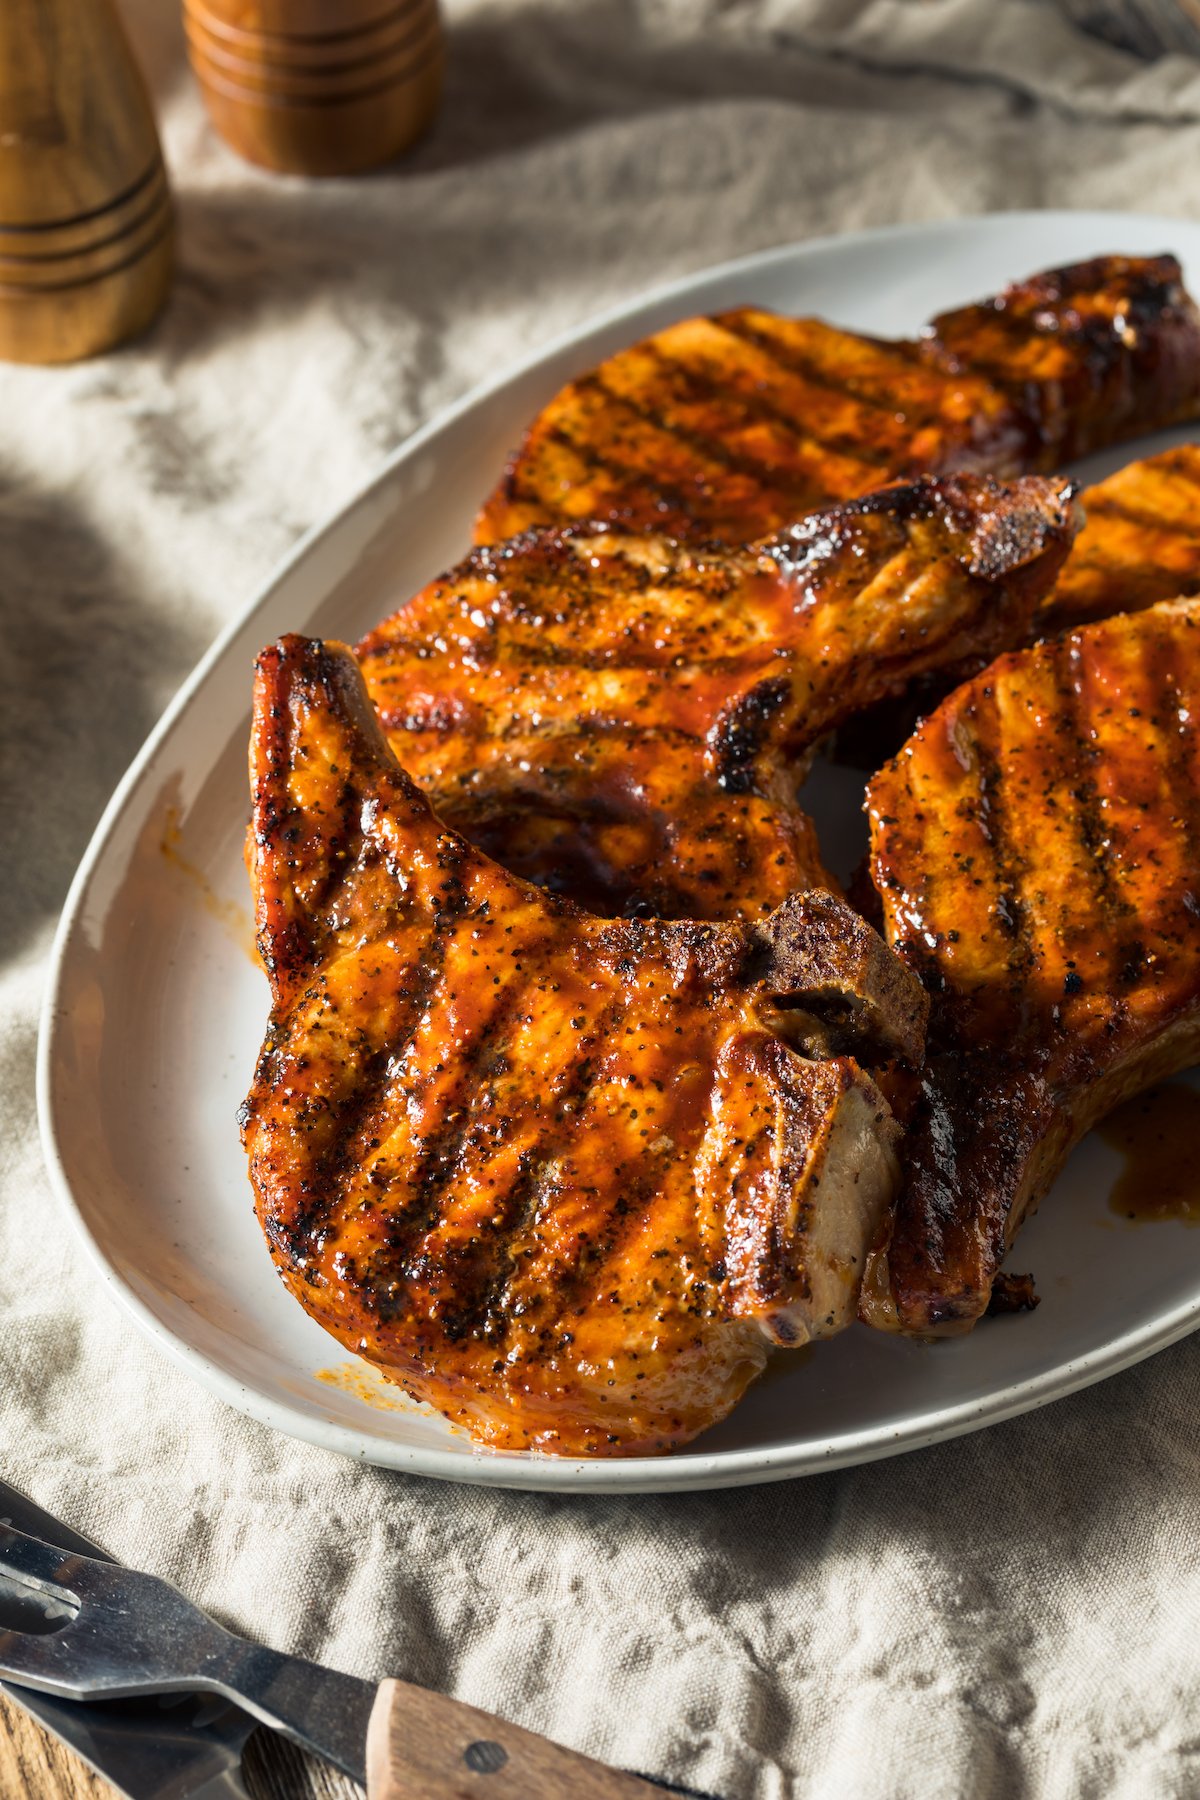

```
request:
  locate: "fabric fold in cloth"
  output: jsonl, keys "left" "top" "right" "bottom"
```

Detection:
{"left": 3, "top": 1, "right": 1200, "bottom": 1795}
{"left": 772, "top": 0, "right": 1200, "bottom": 122}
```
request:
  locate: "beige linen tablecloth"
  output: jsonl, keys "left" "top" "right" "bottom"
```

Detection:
{"left": 5, "top": 4, "right": 1200, "bottom": 1795}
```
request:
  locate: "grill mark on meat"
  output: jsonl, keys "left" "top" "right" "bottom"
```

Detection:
{"left": 542, "top": 423, "right": 703, "bottom": 526}
{"left": 574, "top": 370, "right": 782, "bottom": 495}
{"left": 380, "top": 630, "right": 754, "bottom": 679}
{"left": 1080, "top": 496, "right": 1200, "bottom": 538}
{"left": 1149, "top": 444, "right": 1200, "bottom": 476}
{"left": 1053, "top": 638, "right": 1142, "bottom": 973}
{"left": 637, "top": 341, "right": 894, "bottom": 477}
{"left": 1040, "top": 449, "right": 1200, "bottom": 635}
{"left": 454, "top": 1147, "right": 560, "bottom": 1345}
{"left": 289, "top": 911, "right": 457, "bottom": 1245}
{"left": 370, "top": 637, "right": 664, "bottom": 676}
{"left": 424, "top": 726, "right": 703, "bottom": 780}
{"left": 924, "top": 301, "right": 1038, "bottom": 373}
{"left": 294, "top": 778, "right": 374, "bottom": 943}
{"left": 552, "top": 1155, "right": 676, "bottom": 1329}
{"left": 1144, "top": 625, "right": 1200, "bottom": 894}
{"left": 377, "top": 973, "right": 537, "bottom": 1285}
{"left": 454, "top": 1146, "right": 554, "bottom": 1346}
{"left": 422, "top": 991, "right": 634, "bottom": 1344}
{"left": 960, "top": 692, "right": 1035, "bottom": 975}
{"left": 716, "top": 313, "right": 945, "bottom": 433}
{"left": 493, "top": 451, "right": 543, "bottom": 511}
{"left": 551, "top": 973, "right": 725, "bottom": 1308}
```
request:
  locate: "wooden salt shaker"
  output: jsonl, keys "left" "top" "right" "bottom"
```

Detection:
{"left": 183, "top": 0, "right": 444, "bottom": 176}
{"left": 0, "top": 0, "right": 173, "bottom": 364}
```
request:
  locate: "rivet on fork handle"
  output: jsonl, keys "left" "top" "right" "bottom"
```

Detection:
{"left": 367, "top": 1678, "right": 661, "bottom": 1799}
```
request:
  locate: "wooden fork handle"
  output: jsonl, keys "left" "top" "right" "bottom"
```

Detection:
{"left": 366, "top": 1676, "right": 662, "bottom": 1799}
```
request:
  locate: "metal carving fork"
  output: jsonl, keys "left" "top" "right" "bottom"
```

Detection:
{"left": 0, "top": 1520, "right": 669, "bottom": 1798}
{"left": 0, "top": 1477, "right": 254, "bottom": 1799}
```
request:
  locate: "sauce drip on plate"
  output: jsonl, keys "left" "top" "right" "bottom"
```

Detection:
{"left": 1101, "top": 1082, "right": 1200, "bottom": 1226}
{"left": 160, "top": 805, "right": 257, "bottom": 962}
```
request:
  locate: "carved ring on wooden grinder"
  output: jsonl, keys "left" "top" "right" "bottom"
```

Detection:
{"left": 0, "top": 0, "right": 173, "bottom": 365}
{"left": 182, "top": 0, "right": 444, "bottom": 176}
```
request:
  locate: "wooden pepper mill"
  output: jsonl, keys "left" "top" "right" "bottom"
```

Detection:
{"left": 183, "top": 0, "right": 444, "bottom": 177}
{"left": 0, "top": 0, "right": 173, "bottom": 364}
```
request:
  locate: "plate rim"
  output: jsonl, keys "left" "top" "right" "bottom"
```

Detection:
{"left": 36, "top": 206, "right": 1200, "bottom": 1493}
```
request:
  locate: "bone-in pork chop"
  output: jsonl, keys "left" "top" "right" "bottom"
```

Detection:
{"left": 477, "top": 256, "right": 1200, "bottom": 546}
{"left": 358, "top": 475, "right": 1078, "bottom": 923}
{"left": 835, "top": 447, "right": 1200, "bottom": 772}
{"left": 240, "top": 636, "right": 927, "bottom": 1454}
{"left": 865, "top": 597, "right": 1200, "bottom": 1335}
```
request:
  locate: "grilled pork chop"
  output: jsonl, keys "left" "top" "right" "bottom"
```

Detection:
{"left": 1042, "top": 444, "right": 1200, "bottom": 634}
{"left": 865, "top": 596, "right": 1200, "bottom": 1335}
{"left": 836, "top": 446, "right": 1200, "bottom": 771}
{"left": 477, "top": 256, "right": 1200, "bottom": 547}
{"left": 240, "top": 635, "right": 927, "bottom": 1454}
{"left": 358, "top": 474, "right": 1078, "bottom": 924}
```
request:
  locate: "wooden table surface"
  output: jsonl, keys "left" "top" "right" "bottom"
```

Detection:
{"left": 0, "top": 1689, "right": 361, "bottom": 1799}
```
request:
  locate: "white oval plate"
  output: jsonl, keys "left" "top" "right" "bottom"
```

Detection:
{"left": 39, "top": 210, "right": 1200, "bottom": 1493}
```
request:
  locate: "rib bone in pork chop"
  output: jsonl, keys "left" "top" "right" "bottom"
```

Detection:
{"left": 477, "top": 256, "right": 1200, "bottom": 547}
{"left": 240, "top": 636, "right": 927, "bottom": 1454}
{"left": 358, "top": 475, "right": 1079, "bottom": 924}
{"left": 865, "top": 596, "right": 1200, "bottom": 1335}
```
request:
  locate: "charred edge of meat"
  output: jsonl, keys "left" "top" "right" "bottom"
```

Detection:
{"left": 923, "top": 256, "right": 1200, "bottom": 460}
{"left": 760, "top": 472, "right": 1078, "bottom": 576}
{"left": 923, "top": 254, "right": 1193, "bottom": 361}
{"left": 751, "top": 889, "right": 928, "bottom": 1068}
{"left": 941, "top": 248, "right": 1181, "bottom": 304}
{"left": 707, "top": 676, "right": 792, "bottom": 793}
{"left": 986, "top": 1272, "right": 1040, "bottom": 1315}
{"left": 965, "top": 480, "right": 1079, "bottom": 580}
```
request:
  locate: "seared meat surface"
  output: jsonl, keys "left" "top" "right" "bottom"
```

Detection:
{"left": 1043, "top": 444, "right": 1200, "bottom": 634}
{"left": 836, "top": 447, "right": 1200, "bottom": 771}
{"left": 478, "top": 256, "right": 1200, "bottom": 547}
{"left": 241, "top": 636, "right": 927, "bottom": 1454}
{"left": 359, "top": 475, "right": 1078, "bottom": 923}
{"left": 865, "top": 597, "right": 1200, "bottom": 1335}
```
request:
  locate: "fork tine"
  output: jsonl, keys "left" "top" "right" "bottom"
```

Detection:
{"left": 0, "top": 1522, "right": 231, "bottom": 1703}
{"left": 0, "top": 1527, "right": 152, "bottom": 1698}
{"left": 0, "top": 1525, "right": 81, "bottom": 1594}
